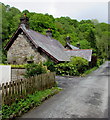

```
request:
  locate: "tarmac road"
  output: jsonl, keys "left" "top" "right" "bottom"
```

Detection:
{"left": 20, "top": 61, "right": 109, "bottom": 118}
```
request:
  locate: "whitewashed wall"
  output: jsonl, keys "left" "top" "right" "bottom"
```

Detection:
{"left": 0, "top": 65, "right": 11, "bottom": 84}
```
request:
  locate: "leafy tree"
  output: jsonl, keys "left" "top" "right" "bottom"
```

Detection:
{"left": 91, "top": 19, "right": 99, "bottom": 25}
{"left": 79, "top": 40, "right": 91, "bottom": 49}
{"left": 86, "top": 29, "right": 96, "bottom": 49}
{"left": 1, "top": 2, "right": 110, "bottom": 64}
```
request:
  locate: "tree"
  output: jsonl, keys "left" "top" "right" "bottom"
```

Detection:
{"left": 1, "top": 2, "right": 110, "bottom": 64}
{"left": 91, "top": 19, "right": 99, "bottom": 25}
{"left": 86, "top": 29, "right": 97, "bottom": 49}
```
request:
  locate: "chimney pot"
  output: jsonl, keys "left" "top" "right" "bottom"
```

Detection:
{"left": 46, "top": 28, "right": 52, "bottom": 37}
{"left": 77, "top": 43, "right": 80, "bottom": 49}
{"left": 66, "top": 36, "right": 70, "bottom": 43}
{"left": 20, "top": 13, "right": 29, "bottom": 29}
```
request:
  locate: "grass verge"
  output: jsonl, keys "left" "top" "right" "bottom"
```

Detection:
{"left": 1, "top": 87, "right": 62, "bottom": 120}
{"left": 81, "top": 67, "right": 98, "bottom": 76}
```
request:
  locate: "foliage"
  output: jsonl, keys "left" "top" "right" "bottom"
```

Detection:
{"left": 1, "top": 2, "right": 110, "bottom": 64}
{"left": 43, "top": 59, "right": 55, "bottom": 72}
{"left": 55, "top": 57, "right": 89, "bottom": 76}
{"left": 0, "top": 64, "right": 25, "bottom": 68}
{"left": 2, "top": 87, "right": 61, "bottom": 119}
{"left": 11, "top": 64, "right": 25, "bottom": 68}
{"left": 96, "top": 58, "right": 104, "bottom": 67}
{"left": 82, "top": 58, "right": 104, "bottom": 76}
{"left": 82, "top": 66, "right": 98, "bottom": 76}
{"left": 24, "top": 62, "right": 48, "bottom": 78}
{"left": 70, "top": 57, "right": 89, "bottom": 73}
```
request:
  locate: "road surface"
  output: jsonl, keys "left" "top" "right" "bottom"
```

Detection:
{"left": 20, "top": 61, "right": 109, "bottom": 118}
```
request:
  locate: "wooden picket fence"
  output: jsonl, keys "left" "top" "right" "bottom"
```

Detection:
{"left": 1, "top": 72, "right": 56, "bottom": 105}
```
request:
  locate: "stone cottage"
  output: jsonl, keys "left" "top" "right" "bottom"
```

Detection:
{"left": 5, "top": 15, "right": 92, "bottom": 64}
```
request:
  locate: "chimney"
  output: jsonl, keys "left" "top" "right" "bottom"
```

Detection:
{"left": 77, "top": 42, "right": 80, "bottom": 49}
{"left": 20, "top": 13, "right": 29, "bottom": 29}
{"left": 66, "top": 36, "right": 70, "bottom": 44}
{"left": 46, "top": 28, "right": 52, "bottom": 37}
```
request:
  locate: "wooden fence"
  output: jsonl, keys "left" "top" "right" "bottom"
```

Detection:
{"left": 1, "top": 72, "right": 56, "bottom": 105}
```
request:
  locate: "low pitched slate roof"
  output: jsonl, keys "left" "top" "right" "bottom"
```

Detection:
{"left": 65, "top": 49, "right": 92, "bottom": 61}
{"left": 5, "top": 24, "right": 92, "bottom": 62}
{"left": 66, "top": 42, "right": 79, "bottom": 49}
{"left": 5, "top": 24, "right": 70, "bottom": 62}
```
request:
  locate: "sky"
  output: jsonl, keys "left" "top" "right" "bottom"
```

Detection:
{"left": 0, "top": 0, "right": 109, "bottom": 23}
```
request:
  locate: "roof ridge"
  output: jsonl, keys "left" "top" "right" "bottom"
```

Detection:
{"left": 65, "top": 49, "right": 92, "bottom": 51}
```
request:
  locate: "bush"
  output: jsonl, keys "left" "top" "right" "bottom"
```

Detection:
{"left": 55, "top": 57, "right": 89, "bottom": 76}
{"left": 24, "top": 62, "right": 48, "bottom": 78}
{"left": 43, "top": 59, "right": 55, "bottom": 72}
{"left": 70, "top": 57, "right": 89, "bottom": 73}
{"left": 96, "top": 58, "right": 104, "bottom": 67}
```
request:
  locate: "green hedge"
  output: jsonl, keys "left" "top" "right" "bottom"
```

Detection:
{"left": 0, "top": 64, "right": 25, "bottom": 68}
{"left": 55, "top": 57, "right": 89, "bottom": 76}
{"left": 24, "top": 62, "right": 49, "bottom": 78}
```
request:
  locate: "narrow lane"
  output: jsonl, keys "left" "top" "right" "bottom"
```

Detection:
{"left": 20, "top": 61, "right": 109, "bottom": 118}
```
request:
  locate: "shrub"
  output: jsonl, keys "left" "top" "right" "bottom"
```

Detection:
{"left": 55, "top": 57, "right": 89, "bottom": 76}
{"left": 43, "top": 59, "right": 55, "bottom": 72}
{"left": 24, "top": 62, "right": 48, "bottom": 78}
{"left": 55, "top": 62, "right": 78, "bottom": 76}
{"left": 70, "top": 57, "right": 89, "bottom": 73}
{"left": 96, "top": 58, "right": 103, "bottom": 67}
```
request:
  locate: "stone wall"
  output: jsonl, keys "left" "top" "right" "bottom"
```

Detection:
{"left": 11, "top": 68, "right": 26, "bottom": 81}
{"left": 7, "top": 33, "right": 48, "bottom": 64}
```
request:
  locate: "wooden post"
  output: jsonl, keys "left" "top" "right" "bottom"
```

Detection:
{"left": 24, "top": 79, "right": 27, "bottom": 96}
{"left": 17, "top": 81, "right": 20, "bottom": 98}
{"left": 1, "top": 72, "right": 55, "bottom": 105}
{"left": 2, "top": 83, "right": 4, "bottom": 105}
{"left": 20, "top": 79, "right": 23, "bottom": 98}
{"left": 9, "top": 82, "right": 11, "bottom": 96}
{"left": 5, "top": 82, "right": 8, "bottom": 96}
{"left": 15, "top": 81, "right": 18, "bottom": 96}
{"left": 12, "top": 81, "right": 15, "bottom": 103}
{"left": 32, "top": 77, "right": 35, "bottom": 93}
{"left": 35, "top": 76, "right": 38, "bottom": 91}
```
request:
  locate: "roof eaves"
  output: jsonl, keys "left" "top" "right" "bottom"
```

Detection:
{"left": 4, "top": 26, "right": 21, "bottom": 50}
{"left": 64, "top": 49, "right": 92, "bottom": 51}
{"left": 39, "top": 47, "right": 59, "bottom": 63}
{"left": 21, "top": 27, "right": 39, "bottom": 48}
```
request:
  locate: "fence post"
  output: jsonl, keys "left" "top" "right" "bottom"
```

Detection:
{"left": 11, "top": 81, "right": 15, "bottom": 103}
{"left": 35, "top": 76, "right": 38, "bottom": 91}
{"left": 17, "top": 81, "right": 20, "bottom": 98}
{"left": 9, "top": 82, "right": 11, "bottom": 96}
{"left": 1, "top": 72, "right": 56, "bottom": 105}
{"left": 5, "top": 82, "right": 8, "bottom": 96}
{"left": 20, "top": 79, "right": 23, "bottom": 98}
{"left": 2, "top": 83, "right": 4, "bottom": 105}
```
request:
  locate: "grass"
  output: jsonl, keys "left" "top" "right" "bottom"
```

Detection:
{"left": 1, "top": 87, "right": 62, "bottom": 120}
{"left": 81, "top": 66, "right": 98, "bottom": 76}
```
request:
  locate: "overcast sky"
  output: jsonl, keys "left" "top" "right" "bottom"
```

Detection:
{"left": 1, "top": 0, "right": 109, "bottom": 23}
